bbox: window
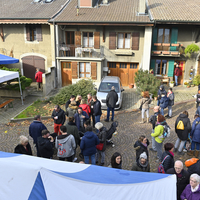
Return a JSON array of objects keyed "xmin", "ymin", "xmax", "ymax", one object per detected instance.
[
  {"xmin": 118, "ymin": 33, "xmax": 131, "ymax": 49},
  {"xmin": 155, "ymin": 60, "xmax": 167, "ymax": 75},
  {"xmin": 99, "ymin": 82, "xmax": 120, "ymax": 93},
  {"xmin": 26, "ymin": 25, "xmax": 42, "ymax": 42},
  {"xmin": 120, "ymin": 63, "xmax": 127, "ymax": 68},
  {"xmin": 63, "ymin": 63, "xmax": 71, "ymax": 69},
  {"xmin": 109, "ymin": 63, "xmax": 116, "ymax": 68},
  {"xmin": 157, "ymin": 28, "xmax": 170, "ymax": 43},
  {"xmin": 130, "ymin": 63, "xmax": 138, "ymax": 69},
  {"xmin": 83, "ymin": 32, "xmax": 93, "ymax": 47},
  {"xmin": 79, "ymin": 62, "xmax": 90, "ymax": 78}
]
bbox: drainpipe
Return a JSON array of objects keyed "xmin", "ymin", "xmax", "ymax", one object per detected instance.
[{"xmin": 53, "ymin": 21, "xmax": 58, "ymax": 88}]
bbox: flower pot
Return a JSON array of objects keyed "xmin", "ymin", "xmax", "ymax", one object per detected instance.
[
  {"xmin": 169, "ymin": 83, "xmax": 174, "ymax": 87},
  {"xmin": 162, "ymin": 51, "xmax": 170, "ymax": 55},
  {"xmin": 187, "ymin": 86, "xmax": 190, "ymax": 88},
  {"xmin": 171, "ymin": 51, "xmax": 179, "ymax": 55},
  {"xmin": 128, "ymin": 84, "xmax": 134, "ymax": 89},
  {"xmin": 162, "ymin": 43, "xmax": 170, "ymax": 46},
  {"xmin": 171, "ymin": 43, "xmax": 180, "ymax": 47},
  {"xmin": 154, "ymin": 43, "xmax": 161, "ymax": 46},
  {"xmin": 153, "ymin": 51, "xmax": 161, "ymax": 54}
]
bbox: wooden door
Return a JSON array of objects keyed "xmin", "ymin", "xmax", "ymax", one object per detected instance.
[
  {"xmin": 108, "ymin": 62, "xmax": 118, "ymax": 76},
  {"xmin": 22, "ymin": 56, "xmax": 45, "ymax": 82},
  {"xmin": 66, "ymin": 31, "xmax": 75, "ymax": 56},
  {"xmin": 197, "ymin": 60, "xmax": 200, "ymax": 75},
  {"xmin": 118, "ymin": 63, "xmax": 128, "ymax": 86},
  {"xmin": 61, "ymin": 62, "xmax": 72, "ymax": 86},
  {"xmin": 128, "ymin": 63, "xmax": 139, "ymax": 84},
  {"xmin": 175, "ymin": 61, "xmax": 185, "ymax": 85}
]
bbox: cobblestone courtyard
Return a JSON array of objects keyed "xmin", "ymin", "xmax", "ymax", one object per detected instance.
[{"xmin": 0, "ymin": 98, "xmax": 197, "ymax": 172}]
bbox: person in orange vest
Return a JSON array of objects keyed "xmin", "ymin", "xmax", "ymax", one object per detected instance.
[{"xmin": 35, "ymin": 68, "xmax": 43, "ymax": 91}]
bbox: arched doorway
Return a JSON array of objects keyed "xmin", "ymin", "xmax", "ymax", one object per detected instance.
[{"xmin": 22, "ymin": 56, "xmax": 45, "ymax": 82}]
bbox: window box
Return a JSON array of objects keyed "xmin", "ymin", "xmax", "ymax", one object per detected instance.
[
  {"xmin": 162, "ymin": 51, "xmax": 170, "ymax": 55},
  {"xmin": 162, "ymin": 43, "xmax": 170, "ymax": 46},
  {"xmin": 153, "ymin": 51, "xmax": 161, "ymax": 54},
  {"xmin": 171, "ymin": 51, "xmax": 179, "ymax": 55},
  {"xmin": 154, "ymin": 43, "xmax": 161, "ymax": 46},
  {"xmin": 171, "ymin": 43, "xmax": 179, "ymax": 47}
]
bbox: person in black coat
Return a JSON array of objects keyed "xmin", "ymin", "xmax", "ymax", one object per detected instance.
[
  {"xmin": 14, "ymin": 135, "xmax": 32, "ymax": 156},
  {"xmin": 157, "ymin": 85, "xmax": 167, "ymax": 106},
  {"xmin": 161, "ymin": 143, "xmax": 174, "ymax": 173},
  {"xmin": 92, "ymin": 95, "xmax": 102, "ymax": 123},
  {"xmin": 51, "ymin": 105, "xmax": 66, "ymax": 136},
  {"xmin": 166, "ymin": 160, "xmax": 190, "ymax": 200},
  {"xmin": 105, "ymin": 86, "xmax": 118, "ymax": 122},
  {"xmin": 65, "ymin": 95, "xmax": 76, "ymax": 111},
  {"xmin": 187, "ymin": 159, "xmax": 200, "ymax": 176},
  {"xmin": 37, "ymin": 130, "xmax": 54, "ymax": 159},
  {"xmin": 134, "ymin": 135, "xmax": 149, "ymax": 161},
  {"xmin": 174, "ymin": 111, "xmax": 191, "ymax": 155},
  {"xmin": 166, "ymin": 88, "xmax": 174, "ymax": 118}
]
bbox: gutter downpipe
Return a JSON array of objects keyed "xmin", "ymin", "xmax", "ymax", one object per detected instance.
[{"xmin": 53, "ymin": 21, "xmax": 58, "ymax": 88}]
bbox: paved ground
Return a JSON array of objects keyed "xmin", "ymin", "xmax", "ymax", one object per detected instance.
[{"xmin": 0, "ymin": 98, "xmax": 197, "ymax": 172}]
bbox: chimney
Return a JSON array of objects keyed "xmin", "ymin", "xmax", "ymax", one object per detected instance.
[{"xmin": 139, "ymin": 0, "xmax": 146, "ymax": 15}]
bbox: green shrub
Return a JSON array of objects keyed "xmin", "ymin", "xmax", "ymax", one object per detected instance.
[
  {"xmin": 185, "ymin": 44, "xmax": 200, "ymax": 58},
  {"xmin": 52, "ymin": 79, "xmax": 96, "ymax": 105},
  {"xmin": 135, "ymin": 69, "xmax": 161, "ymax": 97},
  {"xmin": 0, "ymin": 66, "xmax": 32, "ymax": 90},
  {"xmin": 193, "ymin": 75, "xmax": 200, "ymax": 86}
]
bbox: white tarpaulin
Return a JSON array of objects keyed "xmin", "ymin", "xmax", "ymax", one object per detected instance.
[
  {"xmin": 0, "ymin": 70, "xmax": 23, "ymax": 105},
  {"xmin": 0, "ymin": 151, "xmax": 177, "ymax": 200}
]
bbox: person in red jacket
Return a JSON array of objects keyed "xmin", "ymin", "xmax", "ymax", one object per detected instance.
[
  {"xmin": 79, "ymin": 99, "xmax": 91, "ymax": 116},
  {"xmin": 174, "ymin": 64, "xmax": 181, "ymax": 86},
  {"xmin": 35, "ymin": 68, "xmax": 43, "ymax": 91}
]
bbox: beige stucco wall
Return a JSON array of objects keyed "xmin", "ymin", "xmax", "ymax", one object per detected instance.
[
  {"xmin": 0, "ymin": 24, "xmax": 54, "ymax": 72},
  {"xmin": 178, "ymin": 26, "xmax": 200, "ymax": 81}
]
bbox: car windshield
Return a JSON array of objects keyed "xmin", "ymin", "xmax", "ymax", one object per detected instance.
[{"xmin": 99, "ymin": 82, "xmax": 119, "ymax": 93}]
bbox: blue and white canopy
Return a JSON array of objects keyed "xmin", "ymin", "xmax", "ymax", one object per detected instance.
[{"xmin": 0, "ymin": 151, "xmax": 176, "ymax": 200}]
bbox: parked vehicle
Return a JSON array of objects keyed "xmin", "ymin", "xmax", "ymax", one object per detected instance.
[{"xmin": 96, "ymin": 76, "xmax": 124, "ymax": 109}]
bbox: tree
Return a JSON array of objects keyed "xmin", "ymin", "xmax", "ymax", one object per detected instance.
[{"xmin": 134, "ymin": 69, "xmax": 161, "ymax": 96}]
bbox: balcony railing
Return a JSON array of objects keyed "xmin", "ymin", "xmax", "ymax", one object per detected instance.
[{"xmin": 59, "ymin": 45, "xmax": 104, "ymax": 58}]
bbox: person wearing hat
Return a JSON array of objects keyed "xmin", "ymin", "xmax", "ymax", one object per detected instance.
[
  {"xmin": 131, "ymin": 152, "xmax": 150, "ymax": 172},
  {"xmin": 95, "ymin": 122, "xmax": 107, "ymax": 166},
  {"xmin": 105, "ymin": 86, "xmax": 118, "ymax": 122}
]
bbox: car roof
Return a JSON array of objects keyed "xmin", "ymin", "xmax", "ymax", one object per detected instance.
[{"xmin": 101, "ymin": 76, "xmax": 120, "ymax": 83}]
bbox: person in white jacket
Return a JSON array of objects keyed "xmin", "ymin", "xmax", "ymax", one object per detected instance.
[{"xmin": 55, "ymin": 125, "xmax": 76, "ymax": 162}]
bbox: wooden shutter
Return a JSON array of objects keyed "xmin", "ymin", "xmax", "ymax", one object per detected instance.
[
  {"xmin": 36, "ymin": 25, "xmax": 43, "ymax": 41},
  {"xmin": 132, "ymin": 32, "xmax": 140, "ymax": 50},
  {"xmin": 72, "ymin": 62, "xmax": 78, "ymax": 79},
  {"xmin": 26, "ymin": 25, "xmax": 30, "ymax": 41},
  {"xmin": 170, "ymin": 28, "xmax": 178, "ymax": 51},
  {"xmin": 150, "ymin": 59, "xmax": 156, "ymax": 75},
  {"xmin": 109, "ymin": 32, "xmax": 116, "ymax": 49},
  {"xmin": 91, "ymin": 62, "xmax": 97, "ymax": 80},
  {"xmin": 94, "ymin": 32, "xmax": 100, "ymax": 49},
  {"xmin": 168, "ymin": 60, "xmax": 175, "ymax": 77},
  {"xmin": 75, "ymin": 31, "xmax": 81, "ymax": 46},
  {"xmin": 152, "ymin": 28, "xmax": 158, "ymax": 50}
]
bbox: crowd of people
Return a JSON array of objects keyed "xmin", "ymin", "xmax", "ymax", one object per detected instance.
[{"xmin": 13, "ymin": 85, "xmax": 200, "ymax": 199}]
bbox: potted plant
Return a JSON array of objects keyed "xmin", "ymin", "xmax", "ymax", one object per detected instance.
[
  {"xmin": 169, "ymin": 81, "xmax": 174, "ymax": 87},
  {"xmin": 162, "ymin": 43, "xmax": 170, "ymax": 46},
  {"xmin": 128, "ymin": 83, "xmax": 134, "ymax": 89},
  {"xmin": 171, "ymin": 43, "xmax": 180, "ymax": 47},
  {"xmin": 184, "ymin": 81, "xmax": 188, "ymax": 87},
  {"xmin": 185, "ymin": 44, "xmax": 200, "ymax": 58}
]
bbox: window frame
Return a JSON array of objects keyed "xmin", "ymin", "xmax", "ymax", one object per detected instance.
[
  {"xmin": 155, "ymin": 60, "xmax": 168, "ymax": 76},
  {"xmin": 82, "ymin": 32, "xmax": 94, "ymax": 48},
  {"xmin": 79, "ymin": 62, "xmax": 91, "ymax": 78},
  {"xmin": 157, "ymin": 28, "xmax": 171, "ymax": 44},
  {"xmin": 117, "ymin": 32, "xmax": 131, "ymax": 49}
]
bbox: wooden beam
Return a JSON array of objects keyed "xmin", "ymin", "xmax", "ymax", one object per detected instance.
[
  {"xmin": 103, "ymin": 26, "xmax": 105, "ymax": 43},
  {"xmin": 0, "ymin": 25, "xmax": 4, "ymax": 42},
  {"xmin": 0, "ymin": 19, "xmax": 48, "ymax": 24}
]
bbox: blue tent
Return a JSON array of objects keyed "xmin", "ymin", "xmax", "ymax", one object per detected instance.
[
  {"xmin": 0, "ymin": 151, "xmax": 177, "ymax": 200},
  {"xmin": 0, "ymin": 54, "xmax": 19, "ymax": 64}
]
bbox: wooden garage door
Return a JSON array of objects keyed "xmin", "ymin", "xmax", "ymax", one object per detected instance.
[
  {"xmin": 108, "ymin": 62, "xmax": 138, "ymax": 86},
  {"xmin": 61, "ymin": 62, "xmax": 72, "ymax": 86},
  {"xmin": 22, "ymin": 56, "xmax": 45, "ymax": 82}
]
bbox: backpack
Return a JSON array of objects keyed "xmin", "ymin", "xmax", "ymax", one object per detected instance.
[
  {"xmin": 162, "ymin": 124, "xmax": 171, "ymax": 138},
  {"xmin": 197, "ymin": 94, "xmax": 200, "ymax": 103},
  {"xmin": 177, "ymin": 120, "xmax": 184, "ymax": 130},
  {"xmin": 185, "ymin": 158, "xmax": 199, "ymax": 168},
  {"xmin": 158, "ymin": 155, "xmax": 169, "ymax": 173}
]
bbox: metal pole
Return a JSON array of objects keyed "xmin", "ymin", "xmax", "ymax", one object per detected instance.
[{"xmin": 18, "ymin": 74, "xmax": 24, "ymax": 105}]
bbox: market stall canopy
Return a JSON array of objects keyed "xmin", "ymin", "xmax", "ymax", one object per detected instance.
[
  {"xmin": 0, "ymin": 69, "xmax": 19, "ymax": 83},
  {"xmin": 0, "ymin": 54, "xmax": 19, "ymax": 64},
  {"xmin": 0, "ymin": 151, "xmax": 176, "ymax": 200}
]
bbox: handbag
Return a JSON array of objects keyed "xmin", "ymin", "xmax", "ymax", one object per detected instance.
[
  {"xmin": 96, "ymin": 143, "xmax": 104, "ymax": 151},
  {"xmin": 139, "ymin": 99, "xmax": 148, "ymax": 110}
]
